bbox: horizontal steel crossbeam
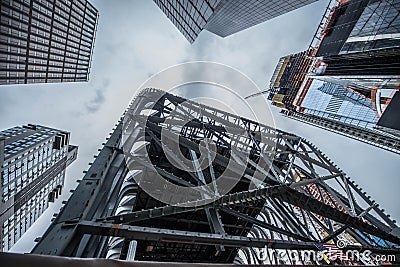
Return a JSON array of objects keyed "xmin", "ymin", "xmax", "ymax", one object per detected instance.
[
  {"xmin": 97, "ymin": 183, "xmax": 400, "ymax": 245},
  {"xmin": 76, "ymin": 221, "xmax": 400, "ymax": 255}
]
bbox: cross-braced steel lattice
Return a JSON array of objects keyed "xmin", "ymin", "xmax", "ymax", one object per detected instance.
[{"xmin": 32, "ymin": 89, "xmax": 399, "ymax": 265}]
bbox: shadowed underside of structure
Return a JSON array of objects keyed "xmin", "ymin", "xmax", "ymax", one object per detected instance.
[
  {"xmin": 31, "ymin": 89, "xmax": 400, "ymax": 265},
  {"xmin": 0, "ymin": 252, "xmax": 332, "ymax": 267}
]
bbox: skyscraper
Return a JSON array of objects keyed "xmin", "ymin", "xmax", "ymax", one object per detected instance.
[
  {"xmin": 0, "ymin": 0, "xmax": 98, "ymax": 85},
  {"xmin": 0, "ymin": 124, "xmax": 77, "ymax": 251},
  {"xmin": 262, "ymin": 0, "xmax": 400, "ymax": 154},
  {"xmin": 30, "ymin": 89, "xmax": 400, "ymax": 265},
  {"xmin": 315, "ymin": 0, "xmax": 400, "ymax": 58},
  {"xmin": 153, "ymin": 0, "xmax": 318, "ymax": 43}
]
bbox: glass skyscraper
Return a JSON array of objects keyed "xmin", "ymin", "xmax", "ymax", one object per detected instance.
[
  {"xmin": 0, "ymin": 124, "xmax": 77, "ymax": 251},
  {"xmin": 265, "ymin": 0, "xmax": 400, "ymax": 154},
  {"xmin": 0, "ymin": 0, "xmax": 98, "ymax": 85},
  {"xmin": 296, "ymin": 77, "xmax": 383, "ymax": 130},
  {"xmin": 316, "ymin": 0, "xmax": 400, "ymax": 57},
  {"xmin": 153, "ymin": 0, "xmax": 318, "ymax": 43}
]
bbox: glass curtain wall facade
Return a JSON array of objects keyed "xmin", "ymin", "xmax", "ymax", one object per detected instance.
[
  {"xmin": 316, "ymin": 0, "xmax": 400, "ymax": 76},
  {"xmin": 297, "ymin": 77, "xmax": 381, "ymax": 130},
  {"xmin": 267, "ymin": 0, "xmax": 400, "ymax": 153},
  {"xmin": 0, "ymin": 0, "xmax": 98, "ymax": 85},
  {"xmin": 0, "ymin": 124, "xmax": 77, "ymax": 251},
  {"xmin": 332, "ymin": 0, "xmax": 399, "ymax": 55},
  {"xmin": 314, "ymin": 0, "xmax": 400, "ymax": 57},
  {"xmin": 294, "ymin": 0, "xmax": 400, "ymax": 135},
  {"xmin": 153, "ymin": 0, "xmax": 221, "ymax": 43},
  {"xmin": 204, "ymin": 0, "xmax": 319, "ymax": 37},
  {"xmin": 153, "ymin": 0, "xmax": 318, "ymax": 43}
]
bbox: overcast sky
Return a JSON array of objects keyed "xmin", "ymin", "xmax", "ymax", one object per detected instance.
[{"xmin": 1, "ymin": 0, "xmax": 398, "ymax": 253}]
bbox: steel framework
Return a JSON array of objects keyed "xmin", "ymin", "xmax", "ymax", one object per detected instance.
[
  {"xmin": 31, "ymin": 89, "xmax": 399, "ymax": 264},
  {"xmin": 284, "ymin": 111, "xmax": 400, "ymax": 155}
]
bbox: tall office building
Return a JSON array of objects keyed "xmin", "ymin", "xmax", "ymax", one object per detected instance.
[
  {"xmin": 31, "ymin": 89, "xmax": 400, "ymax": 265},
  {"xmin": 263, "ymin": 0, "xmax": 400, "ymax": 154},
  {"xmin": 0, "ymin": 124, "xmax": 77, "ymax": 251},
  {"xmin": 0, "ymin": 0, "xmax": 98, "ymax": 85},
  {"xmin": 153, "ymin": 0, "xmax": 318, "ymax": 43},
  {"xmin": 315, "ymin": 0, "xmax": 400, "ymax": 58}
]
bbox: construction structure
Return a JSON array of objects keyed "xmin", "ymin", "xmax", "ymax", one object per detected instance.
[
  {"xmin": 30, "ymin": 89, "xmax": 400, "ymax": 265},
  {"xmin": 0, "ymin": 124, "xmax": 78, "ymax": 251},
  {"xmin": 249, "ymin": 0, "xmax": 400, "ymax": 154},
  {"xmin": 153, "ymin": 0, "xmax": 318, "ymax": 43},
  {"xmin": 0, "ymin": 0, "xmax": 98, "ymax": 85}
]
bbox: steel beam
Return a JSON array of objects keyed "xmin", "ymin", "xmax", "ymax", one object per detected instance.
[{"xmin": 76, "ymin": 221, "xmax": 400, "ymax": 255}]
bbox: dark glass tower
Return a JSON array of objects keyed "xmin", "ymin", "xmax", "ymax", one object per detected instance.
[
  {"xmin": 153, "ymin": 0, "xmax": 318, "ymax": 43},
  {"xmin": 0, "ymin": 124, "xmax": 77, "ymax": 251},
  {"xmin": 0, "ymin": 0, "xmax": 98, "ymax": 85},
  {"xmin": 316, "ymin": 0, "xmax": 400, "ymax": 57},
  {"xmin": 263, "ymin": 0, "xmax": 400, "ymax": 154}
]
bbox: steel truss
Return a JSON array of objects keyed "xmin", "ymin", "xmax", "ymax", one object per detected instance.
[
  {"xmin": 284, "ymin": 110, "xmax": 400, "ymax": 155},
  {"xmin": 32, "ymin": 89, "xmax": 399, "ymax": 264}
]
